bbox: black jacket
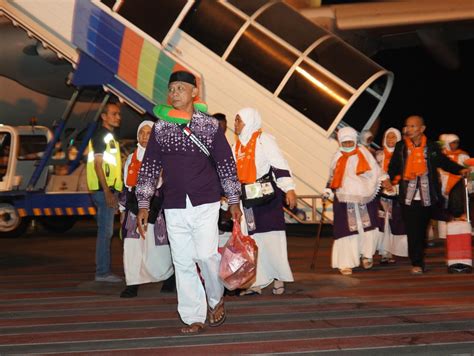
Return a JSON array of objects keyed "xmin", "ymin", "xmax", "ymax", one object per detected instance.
[{"xmin": 388, "ymin": 139, "xmax": 464, "ymax": 206}]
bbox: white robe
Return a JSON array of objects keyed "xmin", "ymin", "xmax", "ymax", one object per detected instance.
[
  {"xmin": 123, "ymin": 217, "xmax": 174, "ymax": 285},
  {"xmin": 234, "ymin": 133, "xmax": 295, "ymax": 288},
  {"xmin": 329, "ymin": 145, "xmax": 383, "ymax": 269},
  {"xmin": 375, "ymin": 148, "xmax": 408, "ymax": 257},
  {"xmin": 331, "ymin": 203, "xmax": 380, "ymax": 269},
  {"xmin": 121, "ymin": 153, "xmax": 173, "ymax": 286}
]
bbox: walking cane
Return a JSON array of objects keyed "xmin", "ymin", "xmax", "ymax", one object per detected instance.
[{"xmin": 310, "ymin": 197, "xmax": 327, "ymax": 270}]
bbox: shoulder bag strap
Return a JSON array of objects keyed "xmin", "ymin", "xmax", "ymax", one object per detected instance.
[{"xmin": 179, "ymin": 124, "xmax": 211, "ymax": 157}]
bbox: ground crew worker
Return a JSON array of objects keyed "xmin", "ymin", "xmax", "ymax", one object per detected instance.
[{"xmin": 87, "ymin": 102, "xmax": 123, "ymax": 283}]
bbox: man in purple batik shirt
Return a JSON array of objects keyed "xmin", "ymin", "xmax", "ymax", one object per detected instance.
[{"xmin": 136, "ymin": 71, "xmax": 241, "ymax": 334}]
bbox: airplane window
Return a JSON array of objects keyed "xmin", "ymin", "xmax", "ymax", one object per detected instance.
[
  {"xmin": 308, "ymin": 37, "xmax": 382, "ymax": 90},
  {"xmin": 180, "ymin": 2, "xmax": 245, "ymax": 56},
  {"xmin": 227, "ymin": 0, "xmax": 270, "ymax": 16},
  {"xmin": 278, "ymin": 60, "xmax": 352, "ymax": 131},
  {"xmin": 256, "ymin": 2, "xmax": 329, "ymax": 52},
  {"xmin": 117, "ymin": 0, "xmax": 189, "ymax": 43},
  {"xmin": 227, "ymin": 25, "xmax": 297, "ymax": 93}
]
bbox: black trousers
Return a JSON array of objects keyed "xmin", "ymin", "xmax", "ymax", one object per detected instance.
[
  {"xmin": 401, "ymin": 201, "xmax": 432, "ymax": 268},
  {"xmin": 448, "ymin": 179, "xmax": 465, "ymax": 218}
]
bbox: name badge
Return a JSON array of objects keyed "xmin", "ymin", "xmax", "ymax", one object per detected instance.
[{"xmin": 244, "ymin": 182, "xmax": 263, "ymax": 199}]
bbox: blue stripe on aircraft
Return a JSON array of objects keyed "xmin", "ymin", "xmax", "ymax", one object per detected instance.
[
  {"xmin": 72, "ymin": 0, "xmax": 93, "ymax": 52},
  {"xmin": 87, "ymin": 8, "xmax": 124, "ymax": 73},
  {"xmin": 72, "ymin": 1, "xmax": 124, "ymax": 74}
]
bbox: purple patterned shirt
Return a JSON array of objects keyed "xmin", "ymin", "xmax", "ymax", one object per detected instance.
[{"xmin": 136, "ymin": 111, "xmax": 241, "ymax": 209}]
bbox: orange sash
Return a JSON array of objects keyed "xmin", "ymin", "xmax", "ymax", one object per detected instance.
[
  {"xmin": 404, "ymin": 135, "xmax": 427, "ymax": 180},
  {"xmin": 235, "ymin": 130, "xmax": 261, "ymax": 184},
  {"xmin": 330, "ymin": 147, "xmax": 371, "ymax": 189},
  {"xmin": 382, "ymin": 147, "xmax": 392, "ymax": 173},
  {"xmin": 465, "ymin": 158, "xmax": 474, "ymax": 166},
  {"xmin": 126, "ymin": 150, "xmax": 141, "ymax": 187},
  {"xmin": 382, "ymin": 148, "xmax": 401, "ymax": 184},
  {"xmin": 444, "ymin": 149, "xmax": 466, "ymax": 163}
]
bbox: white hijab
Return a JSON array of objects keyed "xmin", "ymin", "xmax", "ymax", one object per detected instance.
[
  {"xmin": 136, "ymin": 120, "xmax": 154, "ymax": 161},
  {"xmin": 236, "ymin": 107, "xmax": 262, "ymax": 145},
  {"xmin": 359, "ymin": 130, "xmax": 374, "ymax": 146},
  {"xmin": 383, "ymin": 127, "xmax": 401, "ymax": 153},
  {"xmin": 443, "ymin": 134, "xmax": 459, "ymax": 151},
  {"xmin": 338, "ymin": 127, "xmax": 358, "ymax": 145}
]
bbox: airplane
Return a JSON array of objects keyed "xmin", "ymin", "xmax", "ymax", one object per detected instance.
[{"xmin": 0, "ymin": 0, "xmax": 472, "ymax": 196}]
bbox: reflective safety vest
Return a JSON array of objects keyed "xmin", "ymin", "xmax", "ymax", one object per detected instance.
[{"xmin": 87, "ymin": 132, "xmax": 123, "ymax": 191}]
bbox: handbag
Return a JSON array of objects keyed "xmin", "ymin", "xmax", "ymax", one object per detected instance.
[
  {"xmin": 219, "ymin": 223, "xmax": 258, "ymax": 290},
  {"xmin": 241, "ymin": 169, "xmax": 275, "ymax": 208}
]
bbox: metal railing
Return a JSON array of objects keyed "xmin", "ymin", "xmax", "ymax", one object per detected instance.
[{"xmin": 284, "ymin": 194, "xmax": 333, "ymax": 225}]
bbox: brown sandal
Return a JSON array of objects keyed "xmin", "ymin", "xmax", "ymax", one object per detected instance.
[
  {"xmin": 208, "ymin": 298, "xmax": 226, "ymax": 327},
  {"xmin": 181, "ymin": 322, "xmax": 205, "ymax": 334}
]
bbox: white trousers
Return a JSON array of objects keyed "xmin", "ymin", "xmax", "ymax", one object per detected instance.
[{"xmin": 164, "ymin": 196, "xmax": 223, "ymax": 325}]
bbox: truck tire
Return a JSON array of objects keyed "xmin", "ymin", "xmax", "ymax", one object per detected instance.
[
  {"xmin": 39, "ymin": 216, "xmax": 77, "ymax": 233},
  {"xmin": 0, "ymin": 203, "xmax": 30, "ymax": 238}
]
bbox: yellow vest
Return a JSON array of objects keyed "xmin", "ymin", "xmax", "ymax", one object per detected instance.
[{"xmin": 87, "ymin": 131, "xmax": 123, "ymax": 191}]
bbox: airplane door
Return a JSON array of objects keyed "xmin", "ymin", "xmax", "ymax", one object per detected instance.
[
  {"xmin": 100, "ymin": 0, "xmax": 195, "ymax": 47},
  {"xmin": 179, "ymin": 0, "xmax": 393, "ymax": 136}
]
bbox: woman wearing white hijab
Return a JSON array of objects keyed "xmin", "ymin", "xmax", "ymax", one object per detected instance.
[
  {"xmin": 439, "ymin": 134, "xmax": 471, "ymax": 220},
  {"xmin": 439, "ymin": 134, "xmax": 470, "ymax": 199},
  {"xmin": 119, "ymin": 120, "xmax": 173, "ymax": 298},
  {"xmin": 375, "ymin": 128, "xmax": 408, "ymax": 262},
  {"xmin": 324, "ymin": 127, "xmax": 383, "ymax": 275},
  {"xmin": 234, "ymin": 108, "xmax": 296, "ymax": 295},
  {"xmin": 360, "ymin": 129, "xmax": 376, "ymax": 156}
]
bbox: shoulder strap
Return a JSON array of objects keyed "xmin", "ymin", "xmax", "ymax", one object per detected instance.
[{"xmin": 179, "ymin": 124, "xmax": 211, "ymax": 157}]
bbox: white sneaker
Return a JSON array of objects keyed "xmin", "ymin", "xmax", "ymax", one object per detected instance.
[{"xmin": 95, "ymin": 273, "xmax": 123, "ymax": 283}]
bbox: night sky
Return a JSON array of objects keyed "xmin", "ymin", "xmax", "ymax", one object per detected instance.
[{"xmin": 372, "ymin": 38, "xmax": 474, "ymax": 155}]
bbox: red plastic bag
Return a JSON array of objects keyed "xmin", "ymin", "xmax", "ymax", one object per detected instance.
[{"xmin": 219, "ymin": 223, "xmax": 258, "ymax": 290}]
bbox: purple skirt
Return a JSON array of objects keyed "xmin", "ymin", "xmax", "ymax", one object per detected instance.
[
  {"xmin": 244, "ymin": 187, "xmax": 286, "ymax": 235},
  {"xmin": 121, "ymin": 210, "xmax": 169, "ymax": 246},
  {"xmin": 332, "ymin": 197, "xmax": 379, "ymax": 239}
]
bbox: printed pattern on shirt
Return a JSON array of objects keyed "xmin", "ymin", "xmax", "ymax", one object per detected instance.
[{"xmin": 136, "ymin": 111, "xmax": 240, "ymax": 209}]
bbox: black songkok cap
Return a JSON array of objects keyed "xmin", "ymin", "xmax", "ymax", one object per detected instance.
[{"xmin": 168, "ymin": 71, "xmax": 197, "ymax": 86}]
